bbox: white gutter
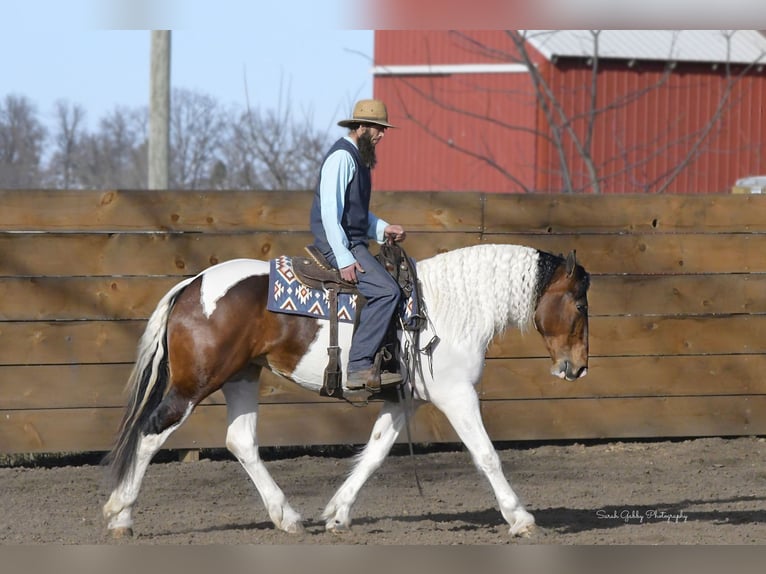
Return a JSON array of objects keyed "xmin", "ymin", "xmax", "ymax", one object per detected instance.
[{"xmin": 372, "ymin": 63, "xmax": 530, "ymax": 75}]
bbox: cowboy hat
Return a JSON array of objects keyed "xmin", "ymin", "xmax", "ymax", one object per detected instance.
[{"xmin": 337, "ymin": 99, "xmax": 396, "ymax": 129}]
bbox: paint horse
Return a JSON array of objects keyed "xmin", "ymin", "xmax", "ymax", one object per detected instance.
[{"xmin": 102, "ymin": 243, "xmax": 590, "ymax": 538}]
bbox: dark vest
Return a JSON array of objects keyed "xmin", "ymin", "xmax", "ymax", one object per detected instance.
[{"xmin": 310, "ymin": 138, "xmax": 372, "ymax": 254}]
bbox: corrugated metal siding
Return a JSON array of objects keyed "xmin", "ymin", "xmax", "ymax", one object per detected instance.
[
  {"xmin": 375, "ymin": 30, "xmax": 527, "ymax": 66},
  {"xmin": 373, "ymin": 72, "xmax": 537, "ymax": 193},
  {"xmin": 374, "ymin": 30, "xmax": 766, "ymax": 194},
  {"xmin": 541, "ymin": 60, "xmax": 766, "ymax": 193}
]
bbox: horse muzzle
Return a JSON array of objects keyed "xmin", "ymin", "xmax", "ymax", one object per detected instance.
[{"xmin": 551, "ymin": 360, "xmax": 588, "ymax": 381}]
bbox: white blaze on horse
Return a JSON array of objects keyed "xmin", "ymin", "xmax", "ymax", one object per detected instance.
[{"xmin": 102, "ymin": 243, "xmax": 590, "ymax": 538}]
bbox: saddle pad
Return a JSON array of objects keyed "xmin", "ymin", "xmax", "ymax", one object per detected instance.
[
  {"xmin": 267, "ymin": 255, "xmax": 424, "ymax": 328},
  {"xmin": 267, "ymin": 256, "xmax": 358, "ymax": 323}
]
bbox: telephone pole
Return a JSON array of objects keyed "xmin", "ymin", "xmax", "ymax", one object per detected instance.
[{"xmin": 148, "ymin": 30, "xmax": 170, "ymax": 189}]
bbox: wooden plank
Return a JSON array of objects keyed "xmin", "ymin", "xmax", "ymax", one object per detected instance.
[
  {"xmin": 0, "ymin": 278, "xmax": 177, "ymax": 321},
  {"xmin": 480, "ymin": 356, "xmax": 766, "ymax": 400},
  {"xmin": 0, "ymin": 190, "xmax": 482, "ymax": 233},
  {"xmin": 0, "ymin": 364, "xmax": 335, "ymax": 409},
  {"xmin": 482, "ymin": 233, "xmax": 766, "ymax": 274},
  {"xmin": 490, "ymin": 315, "xmax": 766, "ymax": 357},
  {"xmin": 3, "ymin": 314, "xmax": 766, "ymax": 366},
  {"xmin": 587, "ymin": 315, "xmax": 766, "ymax": 357},
  {"xmin": 0, "ymin": 321, "xmax": 146, "ymax": 365},
  {"xmin": 483, "ymin": 193, "xmax": 766, "ymax": 233},
  {"xmin": 6, "ymin": 190, "xmax": 766, "ymax": 234},
  {"xmin": 0, "ymin": 231, "xmax": 479, "ymax": 277},
  {"xmin": 589, "ymin": 274, "xmax": 766, "ymax": 316},
  {"xmin": 3, "ymin": 395, "xmax": 764, "ymax": 454},
  {"xmin": 9, "ymin": 190, "xmax": 766, "ymax": 233},
  {"xmin": 5, "ymin": 355, "xmax": 764, "ymax": 410},
  {"xmin": 0, "ymin": 403, "xmax": 458, "ymax": 454},
  {"xmin": 6, "ymin": 230, "xmax": 766, "ymax": 278},
  {"xmin": 371, "ymin": 191, "xmax": 483, "ymax": 231},
  {"xmin": 1, "ymin": 272, "xmax": 760, "ymax": 320},
  {"xmin": 0, "ymin": 189, "xmax": 312, "ymax": 232},
  {"xmin": 481, "ymin": 396, "xmax": 766, "ymax": 440}
]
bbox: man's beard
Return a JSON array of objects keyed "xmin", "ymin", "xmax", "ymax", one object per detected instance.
[{"xmin": 358, "ymin": 132, "xmax": 377, "ymax": 169}]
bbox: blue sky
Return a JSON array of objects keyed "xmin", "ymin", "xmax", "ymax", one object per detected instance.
[{"xmin": 1, "ymin": 1, "xmax": 373, "ymax": 132}]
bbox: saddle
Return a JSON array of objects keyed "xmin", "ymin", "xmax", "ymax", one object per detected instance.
[
  {"xmin": 293, "ymin": 243, "xmax": 424, "ymax": 399},
  {"xmin": 293, "ymin": 246, "xmax": 357, "ymax": 292}
]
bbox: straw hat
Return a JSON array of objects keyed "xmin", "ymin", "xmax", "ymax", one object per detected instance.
[{"xmin": 337, "ymin": 99, "xmax": 396, "ymax": 129}]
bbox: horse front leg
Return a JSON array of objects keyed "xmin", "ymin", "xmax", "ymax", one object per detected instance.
[
  {"xmin": 431, "ymin": 384, "xmax": 535, "ymax": 537},
  {"xmin": 222, "ymin": 377, "xmax": 304, "ymax": 534},
  {"xmin": 322, "ymin": 398, "xmax": 417, "ymax": 533}
]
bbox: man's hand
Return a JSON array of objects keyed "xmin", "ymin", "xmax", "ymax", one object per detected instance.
[
  {"xmin": 384, "ymin": 224, "xmax": 406, "ymax": 242},
  {"xmin": 340, "ymin": 261, "xmax": 365, "ymax": 283}
]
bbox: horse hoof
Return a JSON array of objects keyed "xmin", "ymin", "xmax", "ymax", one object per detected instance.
[
  {"xmin": 508, "ymin": 511, "xmax": 536, "ymax": 537},
  {"xmin": 326, "ymin": 521, "xmax": 351, "ymax": 535},
  {"xmin": 283, "ymin": 522, "xmax": 305, "ymax": 535},
  {"xmin": 110, "ymin": 527, "xmax": 134, "ymax": 539},
  {"xmin": 509, "ymin": 521, "xmax": 535, "ymax": 538}
]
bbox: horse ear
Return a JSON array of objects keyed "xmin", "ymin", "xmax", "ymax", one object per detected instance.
[{"xmin": 566, "ymin": 250, "xmax": 577, "ymax": 277}]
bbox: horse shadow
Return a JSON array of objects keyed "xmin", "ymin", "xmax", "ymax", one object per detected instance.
[
  {"xmin": 531, "ymin": 494, "xmax": 766, "ymax": 534},
  {"xmin": 322, "ymin": 494, "xmax": 766, "ymax": 535},
  {"xmin": 145, "ymin": 494, "xmax": 766, "ymax": 539}
]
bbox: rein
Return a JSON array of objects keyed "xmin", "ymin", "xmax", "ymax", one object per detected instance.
[
  {"xmin": 385, "ymin": 239, "xmax": 440, "ymax": 498},
  {"xmin": 398, "ymin": 312, "xmax": 440, "ymax": 499}
]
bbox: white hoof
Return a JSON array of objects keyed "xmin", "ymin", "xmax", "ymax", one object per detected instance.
[
  {"xmin": 325, "ymin": 519, "xmax": 351, "ymax": 534},
  {"xmin": 508, "ymin": 510, "xmax": 536, "ymax": 537},
  {"xmin": 281, "ymin": 520, "xmax": 305, "ymax": 535},
  {"xmin": 109, "ymin": 526, "xmax": 134, "ymax": 539},
  {"xmin": 271, "ymin": 505, "xmax": 305, "ymax": 535}
]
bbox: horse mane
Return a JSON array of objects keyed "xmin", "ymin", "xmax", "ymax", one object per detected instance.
[{"xmin": 417, "ymin": 244, "xmax": 542, "ymax": 348}]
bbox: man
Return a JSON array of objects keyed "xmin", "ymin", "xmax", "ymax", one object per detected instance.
[{"xmin": 309, "ymin": 99, "xmax": 406, "ymax": 391}]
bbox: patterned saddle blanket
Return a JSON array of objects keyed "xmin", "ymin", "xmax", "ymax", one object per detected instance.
[
  {"xmin": 266, "ymin": 255, "xmax": 422, "ymax": 327},
  {"xmin": 267, "ymin": 255, "xmax": 358, "ymax": 323}
]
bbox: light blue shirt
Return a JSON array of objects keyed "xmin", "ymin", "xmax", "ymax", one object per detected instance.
[{"xmin": 319, "ymin": 136, "xmax": 389, "ymax": 269}]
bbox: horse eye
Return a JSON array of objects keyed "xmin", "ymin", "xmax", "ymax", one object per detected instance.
[{"xmin": 577, "ymin": 304, "xmax": 588, "ymax": 314}]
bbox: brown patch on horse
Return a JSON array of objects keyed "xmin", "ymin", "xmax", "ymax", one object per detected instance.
[
  {"xmin": 534, "ymin": 251, "xmax": 590, "ymax": 381},
  {"xmin": 166, "ymin": 275, "xmax": 321, "ymax": 403}
]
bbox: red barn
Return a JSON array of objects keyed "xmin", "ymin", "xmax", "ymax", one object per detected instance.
[{"xmin": 372, "ymin": 30, "xmax": 766, "ymax": 193}]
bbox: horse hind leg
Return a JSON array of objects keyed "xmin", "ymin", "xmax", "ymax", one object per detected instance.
[
  {"xmin": 222, "ymin": 374, "xmax": 304, "ymax": 534},
  {"xmin": 103, "ymin": 389, "xmax": 194, "ymax": 537}
]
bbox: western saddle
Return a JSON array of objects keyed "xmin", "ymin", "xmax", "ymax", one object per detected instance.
[{"xmin": 292, "ymin": 243, "xmax": 422, "ymax": 399}]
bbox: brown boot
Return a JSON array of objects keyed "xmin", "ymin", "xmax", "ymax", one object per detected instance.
[{"xmin": 346, "ymin": 367, "xmax": 402, "ymax": 391}]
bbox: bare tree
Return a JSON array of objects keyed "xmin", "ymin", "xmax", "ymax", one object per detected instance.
[
  {"xmin": 222, "ymin": 94, "xmax": 329, "ymax": 191},
  {"xmin": 169, "ymin": 88, "xmax": 226, "ymax": 189},
  {"xmin": 0, "ymin": 94, "xmax": 46, "ymax": 188},
  {"xmin": 46, "ymin": 100, "xmax": 86, "ymax": 188},
  {"xmin": 75, "ymin": 106, "xmax": 147, "ymax": 189},
  {"xmin": 0, "ymin": 86, "xmax": 329, "ymax": 191}
]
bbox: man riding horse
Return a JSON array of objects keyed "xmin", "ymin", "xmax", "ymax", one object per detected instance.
[{"xmin": 309, "ymin": 99, "xmax": 406, "ymax": 392}]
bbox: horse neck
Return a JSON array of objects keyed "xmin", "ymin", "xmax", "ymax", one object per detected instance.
[{"xmin": 419, "ymin": 244, "xmax": 538, "ymax": 347}]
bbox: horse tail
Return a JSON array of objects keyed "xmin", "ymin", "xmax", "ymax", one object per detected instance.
[{"xmin": 102, "ymin": 276, "xmax": 196, "ymax": 489}]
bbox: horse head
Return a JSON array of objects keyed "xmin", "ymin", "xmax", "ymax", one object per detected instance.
[{"xmin": 534, "ymin": 250, "xmax": 590, "ymax": 381}]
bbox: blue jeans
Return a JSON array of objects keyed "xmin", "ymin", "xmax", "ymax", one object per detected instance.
[{"xmin": 321, "ymin": 243, "xmax": 401, "ymax": 372}]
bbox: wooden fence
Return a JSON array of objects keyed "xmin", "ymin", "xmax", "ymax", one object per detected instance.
[{"xmin": 1, "ymin": 189, "xmax": 765, "ymax": 454}]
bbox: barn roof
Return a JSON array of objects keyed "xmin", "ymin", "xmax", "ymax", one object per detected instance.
[{"xmin": 524, "ymin": 30, "xmax": 766, "ymax": 65}]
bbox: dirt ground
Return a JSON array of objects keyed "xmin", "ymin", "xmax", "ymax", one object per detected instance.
[{"xmin": 1, "ymin": 436, "xmax": 764, "ymax": 545}]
